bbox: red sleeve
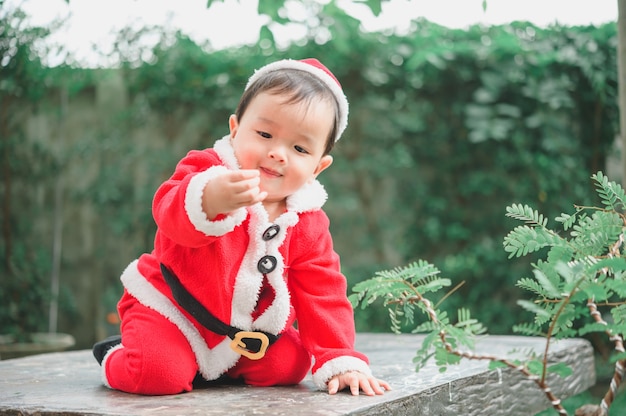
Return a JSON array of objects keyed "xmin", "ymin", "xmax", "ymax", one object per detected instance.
[
  {"xmin": 287, "ymin": 211, "xmax": 371, "ymax": 387},
  {"xmin": 152, "ymin": 149, "xmax": 244, "ymax": 248}
]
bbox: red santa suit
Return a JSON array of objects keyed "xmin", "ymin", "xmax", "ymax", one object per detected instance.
[{"xmin": 100, "ymin": 136, "xmax": 372, "ymax": 395}]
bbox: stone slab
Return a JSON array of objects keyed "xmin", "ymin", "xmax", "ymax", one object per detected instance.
[{"xmin": 0, "ymin": 334, "xmax": 595, "ymax": 415}]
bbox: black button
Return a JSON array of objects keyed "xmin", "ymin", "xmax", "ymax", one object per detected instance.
[
  {"xmin": 262, "ymin": 224, "xmax": 280, "ymax": 241},
  {"xmin": 257, "ymin": 255, "xmax": 277, "ymax": 274}
]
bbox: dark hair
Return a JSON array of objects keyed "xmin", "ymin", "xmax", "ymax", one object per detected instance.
[{"xmin": 235, "ymin": 69, "xmax": 340, "ymax": 155}]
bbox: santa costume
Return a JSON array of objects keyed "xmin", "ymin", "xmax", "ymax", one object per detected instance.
[{"xmin": 96, "ymin": 58, "xmax": 372, "ymax": 395}]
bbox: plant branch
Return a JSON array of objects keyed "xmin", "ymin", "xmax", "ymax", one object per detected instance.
[
  {"xmin": 586, "ymin": 299, "xmax": 624, "ymax": 416},
  {"xmin": 541, "ymin": 279, "xmax": 584, "ymax": 385},
  {"xmin": 437, "ymin": 332, "xmax": 568, "ymax": 416},
  {"xmin": 404, "ymin": 283, "xmax": 569, "ymax": 415},
  {"xmin": 586, "ymin": 232, "xmax": 626, "ymax": 415}
]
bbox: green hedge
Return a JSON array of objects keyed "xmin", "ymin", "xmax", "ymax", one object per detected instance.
[{"xmin": 2, "ymin": 4, "xmax": 619, "ymax": 340}]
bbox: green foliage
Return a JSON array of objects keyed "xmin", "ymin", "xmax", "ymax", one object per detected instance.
[
  {"xmin": 351, "ymin": 261, "xmax": 487, "ymax": 373},
  {"xmin": 593, "ymin": 171, "xmax": 626, "ymax": 211},
  {"xmin": 0, "ymin": 5, "xmax": 62, "ymax": 339},
  {"xmin": 353, "ymin": 172, "xmax": 626, "ymax": 414},
  {"xmin": 0, "ymin": 242, "xmax": 51, "ymax": 339},
  {"xmin": 350, "ymin": 261, "xmax": 452, "ymax": 334},
  {"xmin": 3, "ymin": 0, "xmax": 619, "ymax": 354},
  {"xmin": 99, "ymin": 9, "xmax": 619, "ymax": 339},
  {"xmin": 4, "ymin": 0, "xmax": 623, "ymax": 410},
  {"xmin": 328, "ymin": 18, "xmax": 618, "ymax": 337},
  {"xmin": 504, "ymin": 172, "xmax": 626, "ymax": 351}
]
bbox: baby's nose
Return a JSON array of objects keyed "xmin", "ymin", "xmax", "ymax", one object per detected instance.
[{"xmin": 268, "ymin": 147, "xmax": 286, "ymax": 162}]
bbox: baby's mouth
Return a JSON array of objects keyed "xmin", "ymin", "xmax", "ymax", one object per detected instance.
[{"xmin": 260, "ymin": 167, "xmax": 282, "ymax": 178}]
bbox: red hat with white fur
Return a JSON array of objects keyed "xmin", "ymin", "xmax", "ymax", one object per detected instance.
[{"xmin": 245, "ymin": 58, "xmax": 349, "ymax": 142}]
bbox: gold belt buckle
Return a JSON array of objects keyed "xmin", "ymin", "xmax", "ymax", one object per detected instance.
[{"xmin": 230, "ymin": 331, "xmax": 270, "ymax": 360}]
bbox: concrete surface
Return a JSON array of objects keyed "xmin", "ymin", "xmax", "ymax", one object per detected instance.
[{"xmin": 0, "ymin": 333, "xmax": 595, "ymax": 415}]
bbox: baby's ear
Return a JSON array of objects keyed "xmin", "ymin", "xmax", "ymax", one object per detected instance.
[
  {"xmin": 229, "ymin": 114, "xmax": 239, "ymax": 138},
  {"xmin": 314, "ymin": 155, "xmax": 333, "ymax": 177}
]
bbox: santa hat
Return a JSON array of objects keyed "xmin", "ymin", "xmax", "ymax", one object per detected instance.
[{"xmin": 245, "ymin": 58, "xmax": 349, "ymax": 142}]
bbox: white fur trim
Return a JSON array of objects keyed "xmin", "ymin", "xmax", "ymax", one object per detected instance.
[
  {"xmin": 185, "ymin": 166, "xmax": 247, "ymax": 236},
  {"xmin": 245, "ymin": 59, "xmax": 349, "ymax": 142},
  {"xmin": 287, "ymin": 180, "xmax": 328, "ymax": 213},
  {"xmin": 101, "ymin": 343, "xmax": 124, "ymax": 389},
  {"xmin": 120, "ymin": 260, "xmax": 240, "ymax": 381},
  {"xmin": 249, "ymin": 209, "xmax": 299, "ymax": 334},
  {"xmin": 228, "ymin": 204, "xmax": 265, "ymax": 330},
  {"xmin": 229, "ymin": 203, "xmax": 296, "ymax": 334},
  {"xmin": 311, "ymin": 356, "xmax": 372, "ymax": 390},
  {"xmin": 213, "ymin": 136, "xmax": 240, "ymax": 169}
]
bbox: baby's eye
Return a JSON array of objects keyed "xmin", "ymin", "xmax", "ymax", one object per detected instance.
[
  {"xmin": 294, "ymin": 145, "xmax": 309, "ymax": 154},
  {"xmin": 257, "ymin": 131, "xmax": 272, "ymax": 139}
]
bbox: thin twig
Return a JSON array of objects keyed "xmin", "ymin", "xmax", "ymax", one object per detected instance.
[
  {"xmin": 438, "ymin": 332, "xmax": 568, "ymax": 415},
  {"xmin": 586, "ymin": 231, "xmax": 626, "ymax": 415},
  {"xmin": 406, "ymin": 284, "xmax": 568, "ymax": 415},
  {"xmin": 435, "ymin": 280, "xmax": 466, "ymax": 309}
]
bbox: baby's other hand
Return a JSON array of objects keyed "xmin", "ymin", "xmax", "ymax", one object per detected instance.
[
  {"xmin": 202, "ymin": 169, "xmax": 267, "ymax": 219},
  {"xmin": 327, "ymin": 371, "xmax": 391, "ymax": 396}
]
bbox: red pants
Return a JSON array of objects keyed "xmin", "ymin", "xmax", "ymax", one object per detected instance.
[{"xmin": 105, "ymin": 302, "xmax": 312, "ymax": 395}]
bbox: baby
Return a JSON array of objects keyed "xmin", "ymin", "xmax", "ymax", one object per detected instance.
[{"xmin": 93, "ymin": 58, "xmax": 391, "ymax": 396}]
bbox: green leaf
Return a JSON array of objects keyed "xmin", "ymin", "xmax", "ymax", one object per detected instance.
[
  {"xmin": 578, "ymin": 322, "xmax": 611, "ymax": 336},
  {"xmin": 517, "ymin": 300, "xmax": 551, "ymax": 319},
  {"xmin": 531, "ymin": 268, "xmax": 561, "ymax": 299},
  {"xmin": 354, "ymin": 0, "xmax": 384, "ymax": 16},
  {"xmin": 416, "ymin": 278, "xmax": 453, "ymax": 294},
  {"xmin": 489, "ymin": 361, "xmax": 509, "ymax": 370},
  {"xmin": 546, "ymin": 245, "xmax": 575, "ymax": 265},
  {"xmin": 553, "ymin": 261, "xmax": 579, "ymax": 289},
  {"xmin": 527, "ymin": 359, "xmax": 544, "ymax": 376},
  {"xmin": 505, "ymin": 204, "xmax": 548, "ymax": 227},
  {"xmin": 592, "ymin": 171, "xmax": 626, "ymax": 211},
  {"xmin": 503, "ymin": 225, "xmax": 563, "ymax": 259},
  {"xmin": 516, "ymin": 277, "xmax": 549, "ymax": 297},
  {"xmin": 611, "ymin": 304, "xmax": 626, "ymax": 325},
  {"xmin": 455, "ymin": 308, "xmax": 487, "ymax": 336},
  {"xmin": 547, "ymin": 362, "xmax": 573, "ymax": 377},
  {"xmin": 587, "ymin": 258, "xmax": 626, "ymax": 275},
  {"xmin": 605, "ymin": 279, "xmax": 626, "ymax": 298},
  {"xmin": 513, "ymin": 323, "xmax": 545, "ymax": 337},
  {"xmin": 581, "ymin": 281, "xmax": 609, "ymax": 301},
  {"xmin": 258, "ymin": 25, "xmax": 275, "ymax": 45},
  {"xmin": 555, "ymin": 212, "xmax": 578, "ymax": 231},
  {"xmin": 257, "ymin": 1, "xmax": 289, "ymax": 23},
  {"xmin": 610, "ymin": 351, "xmax": 626, "ymax": 363}
]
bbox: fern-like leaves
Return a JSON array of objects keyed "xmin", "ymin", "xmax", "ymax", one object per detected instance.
[
  {"xmin": 503, "ymin": 225, "xmax": 564, "ymax": 259},
  {"xmin": 350, "ymin": 261, "xmax": 488, "ymax": 373},
  {"xmin": 353, "ymin": 171, "xmax": 626, "ymax": 412},
  {"xmin": 506, "ymin": 203, "xmax": 548, "ymax": 227},
  {"xmin": 350, "ymin": 260, "xmax": 449, "ymax": 310},
  {"xmin": 592, "ymin": 171, "xmax": 626, "ymax": 212}
]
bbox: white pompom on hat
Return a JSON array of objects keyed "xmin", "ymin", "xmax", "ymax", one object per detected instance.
[{"xmin": 245, "ymin": 58, "xmax": 349, "ymax": 142}]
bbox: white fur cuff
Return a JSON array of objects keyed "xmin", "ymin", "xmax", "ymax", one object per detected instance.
[
  {"xmin": 311, "ymin": 356, "xmax": 372, "ymax": 390},
  {"xmin": 101, "ymin": 343, "xmax": 124, "ymax": 389},
  {"xmin": 185, "ymin": 166, "xmax": 246, "ymax": 236}
]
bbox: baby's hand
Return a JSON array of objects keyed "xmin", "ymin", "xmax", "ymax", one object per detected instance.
[
  {"xmin": 202, "ymin": 170, "xmax": 267, "ymax": 219},
  {"xmin": 327, "ymin": 371, "xmax": 391, "ymax": 396}
]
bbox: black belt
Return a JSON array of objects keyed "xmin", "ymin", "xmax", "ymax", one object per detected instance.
[{"xmin": 160, "ymin": 263, "xmax": 280, "ymax": 360}]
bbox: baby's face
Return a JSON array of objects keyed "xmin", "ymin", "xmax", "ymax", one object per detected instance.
[{"xmin": 229, "ymin": 91, "xmax": 334, "ymax": 205}]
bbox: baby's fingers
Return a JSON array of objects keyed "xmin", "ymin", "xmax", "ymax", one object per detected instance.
[
  {"xmin": 221, "ymin": 171, "xmax": 265, "ymax": 203},
  {"xmin": 225, "ymin": 171, "xmax": 259, "ymax": 191},
  {"xmin": 327, "ymin": 378, "xmax": 340, "ymax": 395},
  {"xmin": 371, "ymin": 378, "xmax": 391, "ymax": 394},
  {"xmin": 227, "ymin": 169, "xmax": 260, "ymax": 183},
  {"xmin": 359, "ymin": 377, "xmax": 391, "ymax": 396}
]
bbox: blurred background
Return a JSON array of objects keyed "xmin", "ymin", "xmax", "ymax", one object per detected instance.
[{"xmin": 1, "ymin": 0, "xmax": 623, "ymax": 411}]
